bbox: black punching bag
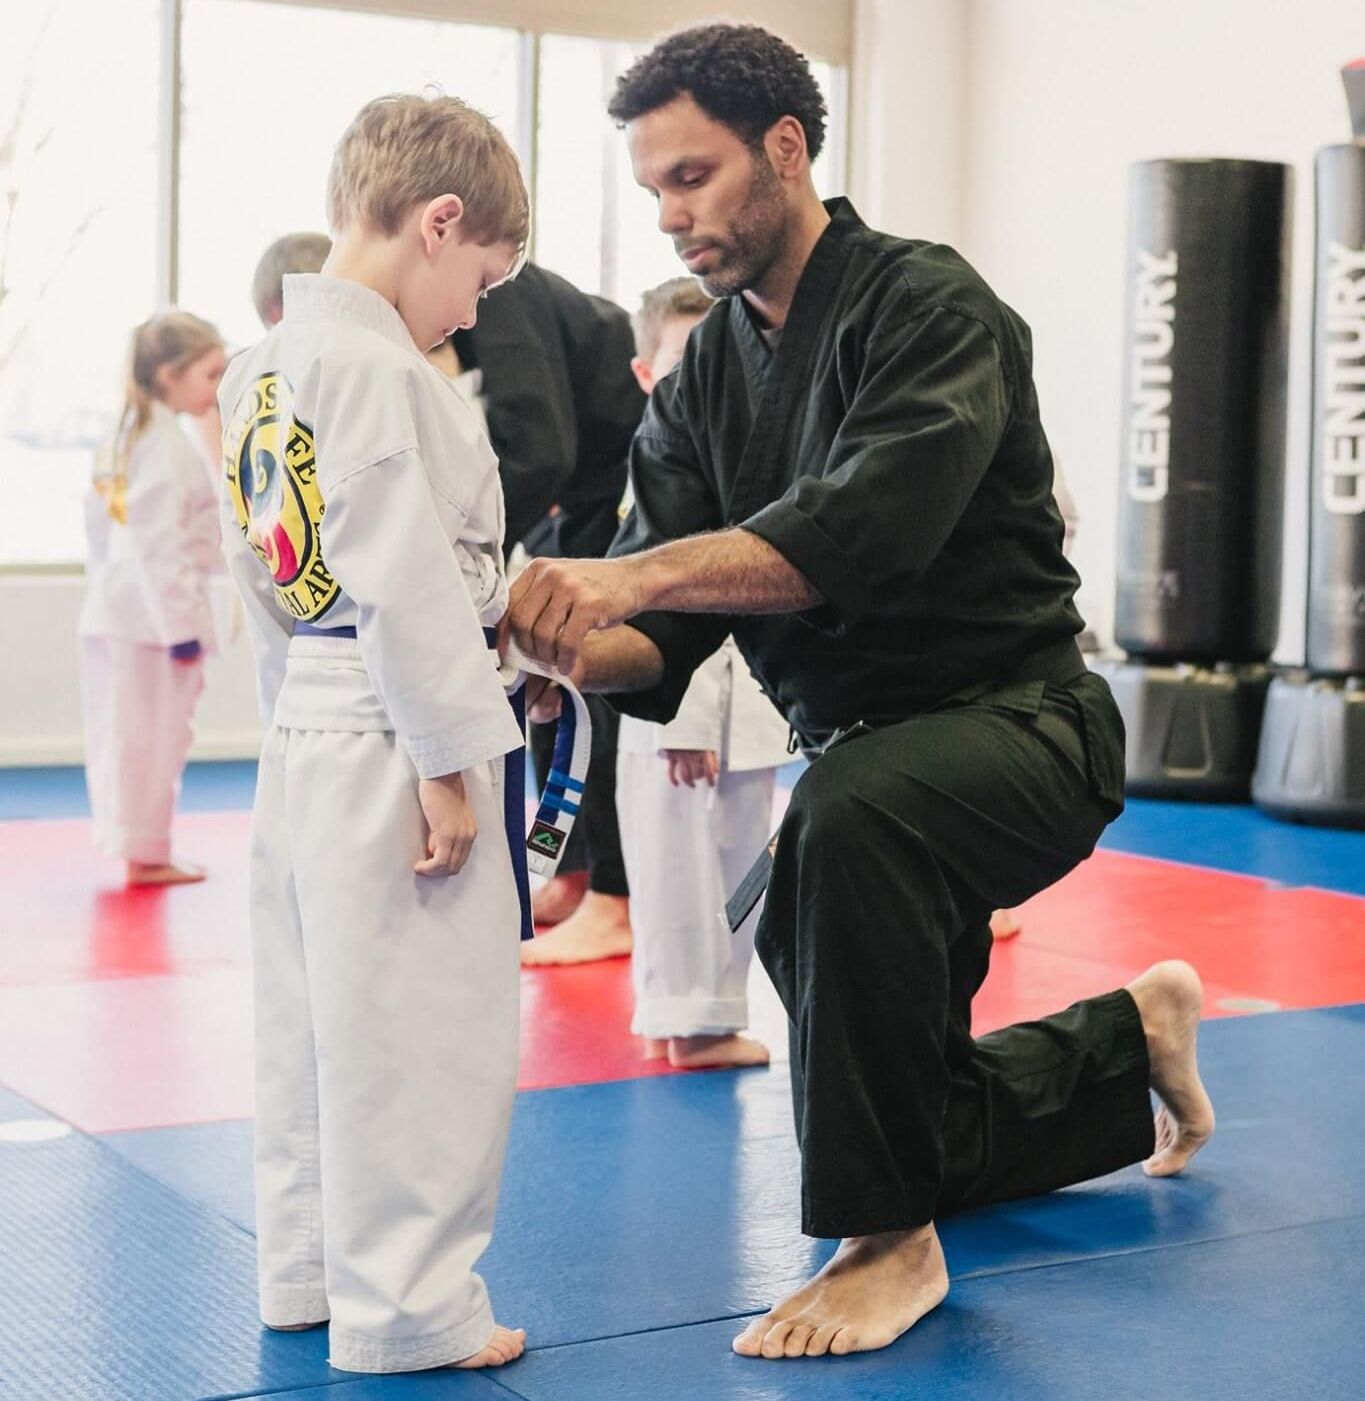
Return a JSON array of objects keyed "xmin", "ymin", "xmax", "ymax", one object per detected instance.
[
  {"xmin": 1115, "ymin": 159, "xmax": 1292, "ymax": 663},
  {"xmin": 1307, "ymin": 142, "xmax": 1365, "ymax": 675}
]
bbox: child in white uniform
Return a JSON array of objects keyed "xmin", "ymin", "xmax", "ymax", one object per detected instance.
[
  {"xmin": 616, "ymin": 280, "xmax": 792, "ymax": 1069},
  {"xmin": 217, "ymin": 95, "xmax": 529, "ymax": 1374},
  {"xmin": 79, "ymin": 313, "xmax": 227, "ymax": 885}
]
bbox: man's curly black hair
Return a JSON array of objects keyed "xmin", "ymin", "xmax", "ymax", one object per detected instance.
[{"xmin": 608, "ymin": 24, "xmax": 827, "ymax": 162}]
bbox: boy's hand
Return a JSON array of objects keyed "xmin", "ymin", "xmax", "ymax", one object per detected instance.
[
  {"xmin": 665, "ymin": 749, "xmax": 719, "ymax": 788},
  {"xmin": 415, "ymin": 771, "xmax": 478, "ymax": 876}
]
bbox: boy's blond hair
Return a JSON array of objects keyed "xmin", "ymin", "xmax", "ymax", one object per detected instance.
[
  {"xmin": 632, "ymin": 277, "xmax": 714, "ymax": 363},
  {"xmin": 326, "ymin": 93, "xmax": 529, "ymax": 253},
  {"xmin": 252, "ymin": 231, "xmax": 332, "ymax": 327}
]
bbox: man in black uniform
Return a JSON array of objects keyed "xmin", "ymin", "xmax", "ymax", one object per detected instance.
[{"xmin": 509, "ymin": 25, "xmax": 1214, "ymax": 1360}]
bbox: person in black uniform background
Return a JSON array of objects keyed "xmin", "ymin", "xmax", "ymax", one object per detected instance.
[
  {"xmin": 444, "ymin": 264, "xmax": 646, "ymax": 964},
  {"xmin": 509, "ymin": 25, "xmax": 1216, "ymax": 1362}
]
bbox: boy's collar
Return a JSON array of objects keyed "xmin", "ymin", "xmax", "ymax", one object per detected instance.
[{"xmin": 281, "ymin": 274, "xmax": 420, "ymax": 355}]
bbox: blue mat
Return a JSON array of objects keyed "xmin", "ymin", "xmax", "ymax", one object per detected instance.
[
  {"xmin": 0, "ymin": 761, "xmax": 259, "ymax": 821},
  {"xmin": 1100, "ymin": 798, "xmax": 1365, "ymax": 896},
  {"xmin": 101, "ymin": 1007, "xmax": 1365, "ymax": 1373}
]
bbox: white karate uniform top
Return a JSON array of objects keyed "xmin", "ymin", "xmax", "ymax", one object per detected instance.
[
  {"xmin": 78, "ymin": 403, "xmax": 217, "ymax": 864},
  {"xmin": 217, "ymin": 274, "xmax": 523, "ymax": 1373},
  {"xmin": 617, "ymin": 641, "xmax": 790, "ymax": 1038}
]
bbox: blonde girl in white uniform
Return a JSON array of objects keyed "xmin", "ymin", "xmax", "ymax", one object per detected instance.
[
  {"xmin": 616, "ymin": 280, "xmax": 792, "ymax": 1070},
  {"xmin": 78, "ymin": 312, "xmax": 226, "ymax": 886}
]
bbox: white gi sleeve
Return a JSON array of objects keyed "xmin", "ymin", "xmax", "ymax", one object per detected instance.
[
  {"xmin": 219, "ymin": 484, "xmax": 292, "ymax": 725},
  {"xmin": 320, "ymin": 449, "xmax": 523, "ymax": 778},
  {"xmin": 124, "ymin": 436, "xmax": 206, "ymax": 646},
  {"xmin": 655, "ymin": 645, "xmax": 727, "ymax": 753}
]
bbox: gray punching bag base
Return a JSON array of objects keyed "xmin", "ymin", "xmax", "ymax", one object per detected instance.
[
  {"xmin": 1252, "ymin": 674, "xmax": 1365, "ymax": 829},
  {"xmin": 1090, "ymin": 657, "xmax": 1271, "ymax": 802}
]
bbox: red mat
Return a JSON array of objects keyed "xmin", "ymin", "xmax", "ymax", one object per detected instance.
[{"xmin": 1, "ymin": 812, "xmax": 1362, "ymax": 1133}]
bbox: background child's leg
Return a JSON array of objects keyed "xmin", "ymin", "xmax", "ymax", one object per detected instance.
[
  {"xmin": 290, "ymin": 730, "xmax": 521, "ymax": 1374},
  {"xmin": 711, "ymin": 766, "xmax": 780, "ymax": 1013},
  {"xmin": 250, "ymin": 727, "xmax": 328, "ymax": 1329}
]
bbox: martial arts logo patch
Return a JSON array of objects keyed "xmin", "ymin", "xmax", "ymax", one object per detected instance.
[
  {"xmin": 527, "ymin": 821, "xmax": 566, "ymax": 859},
  {"xmin": 223, "ymin": 372, "xmax": 339, "ymax": 620}
]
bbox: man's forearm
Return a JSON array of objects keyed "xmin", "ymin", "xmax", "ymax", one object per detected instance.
[
  {"xmin": 577, "ymin": 623, "xmax": 666, "ymax": 694},
  {"xmin": 632, "ymin": 528, "xmax": 821, "ymax": 615}
]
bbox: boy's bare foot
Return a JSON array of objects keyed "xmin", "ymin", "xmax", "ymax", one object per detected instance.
[
  {"xmin": 642, "ymin": 1037, "xmax": 669, "ymax": 1060},
  {"xmin": 521, "ymin": 892, "xmax": 631, "ymax": 965},
  {"xmin": 1126, "ymin": 960, "xmax": 1216, "ymax": 1176},
  {"xmin": 733, "ymin": 1224, "xmax": 948, "ymax": 1359},
  {"xmin": 668, "ymin": 1034, "xmax": 770, "ymax": 1069},
  {"xmin": 127, "ymin": 860, "xmax": 206, "ymax": 886},
  {"xmin": 989, "ymin": 908, "xmax": 1022, "ymax": 940},
  {"xmin": 531, "ymin": 870, "xmax": 588, "ymax": 926},
  {"xmin": 452, "ymin": 1324, "xmax": 526, "ymax": 1368}
]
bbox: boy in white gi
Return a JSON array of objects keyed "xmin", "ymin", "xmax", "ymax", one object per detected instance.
[
  {"xmin": 80, "ymin": 312, "xmax": 227, "ymax": 886},
  {"xmin": 217, "ymin": 94, "xmax": 529, "ymax": 1373},
  {"xmin": 616, "ymin": 279, "xmax": 791, "ymax": 1069}
]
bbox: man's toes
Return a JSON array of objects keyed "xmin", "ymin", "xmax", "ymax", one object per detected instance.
[
  {"xmin": 828, "ymin": 1326, "xmax": 858, "ymax": 1356},
  {"xmin": 806, "ymin": 1323, "xmax": 841, "ymax": 1357},
  {"xmin": 759, "ymin": 1318, "xmax": 797, "ymax": 1359},
  {"xmin": 783, "ymin": 1322, "xmax": 816, "ymax": 1357},
  {"xmin": 732, "ymin": 1318, "xmax": 769, "ymax": 1356}
]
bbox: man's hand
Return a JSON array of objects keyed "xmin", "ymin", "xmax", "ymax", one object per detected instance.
[
  {"xmin": 415, "ymin": 771, "xmax": 478, "ymax": 876},
  {"xmin": 509, "ymin": 556, "xmax": 648, "ymax": 674},
  {"xmin": 665, "ymin": 748, "xmax": 719, "ymax": 788}
]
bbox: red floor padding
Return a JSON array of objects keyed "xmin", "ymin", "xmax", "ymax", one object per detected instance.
[{"xmin": 1, "ymin": 811, "xmax": 1362, "ymax": 1133}]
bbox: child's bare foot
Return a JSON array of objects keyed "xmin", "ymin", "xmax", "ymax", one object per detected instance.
[
  {"xmin": 521, "ymin": 892, "xmax": 631, "ymax": 965},
  {"xmin": 668, "ymin": 1034, "xmax": 770, "ymax": 1069},
  {"xmin": 127, "ymin": 860, "xmax": 206, "ymax": 886},
  {"xmin": 989, "ymin": 908, "xmax": 1022, "ymax": 940},
  {"xmin": 451, "ymin": 1325, "xmax": 526, "ymax": 1368},
  {"xmin": 264, "ymin": 1320, "xmax": 325, "ymax": 1332},
  {"xmin": 642, "ymin": 1037, "xmax": 669, "ymax": 1060},
  {"xmin": 1126, "ymin": 960, "xmax": 1216, "ymax": 1176},
  {"xmin": 531, "ymin": 870, "xmax": 588, "ymax": 926},
  {"xmin": 733, "ymin": 1224, "xmax": 948, "ymax": 1359}
]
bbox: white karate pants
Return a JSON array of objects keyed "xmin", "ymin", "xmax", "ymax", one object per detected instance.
[
  {"xmin": 80, "ymin": 636, "xmax": 203, "ymax": 865},
  {"xmin": 251, "ymin": 640, "xmax": 520, "ymax": 1372},
  {"xmin": 616, "ymin": 753, "xmax": 776, "ymax": 1039}
]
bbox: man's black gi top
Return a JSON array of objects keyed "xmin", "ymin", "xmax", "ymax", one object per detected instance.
[{"xmin": 611, "ymin": 199, "xmax": 1086, "ymax": 750}]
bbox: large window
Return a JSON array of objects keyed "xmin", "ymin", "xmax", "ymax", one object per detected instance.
[
  {"xmin": 0, "ymin": 0, "xmax": 848, "ymax": 567},
  {"xmin": 534, "ymin": 33, "xmax": 847, "ymax": 312},
  {"xmin": 178, "ymin": 0, "xmax": 524, "ymax": 349},
  {"xmin": 0, "ymin": 0, "xmax": 161, "ymax": 566}
]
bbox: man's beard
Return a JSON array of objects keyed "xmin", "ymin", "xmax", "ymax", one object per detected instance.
[{"xmin": 685, "ymin": 154, "xmax": 787, "ymax": 298}]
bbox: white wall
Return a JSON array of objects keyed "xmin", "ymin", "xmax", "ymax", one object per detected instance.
[
  {"xmin": 956, "ymin": 0, "xmax": 1364, "ymax": 656},
  {"xmin": 1, "ymin": 576, "xmax": 262, "ymax": 766}
]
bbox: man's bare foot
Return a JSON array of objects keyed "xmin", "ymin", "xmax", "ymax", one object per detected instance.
[
  {"xmin": 521, "ymin": 892, "xmax": 631, "ymax": 966},
  {"xmin": 642, "ymin": 1037, "xmax": 669, "ymax": 1060},
  {"xmin": 1126, "ymin": 960, "xmax": 1216, "ymax": 1176},
  {"xmin": 668, "ymin": 1034, "xmax": 770, "ymax": 1069},
  {"xmin": 733, "ymin": 1224, "xmax": 948, "ymax": 1359},
  {"xmin": 451, "ymin": 1325, "xmax": 526, "ymax": 1369},
  {"xmin": 531, "ymin": 870, "xmax": 588, "ymax": 926},
  {"xmin": 127, "ymin": 860, "xmax": 206, "ymax": 886}
]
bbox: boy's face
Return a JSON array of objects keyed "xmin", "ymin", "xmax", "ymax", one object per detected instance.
[
  {"xmin": 402, "ymin": 196, "xmax": 519, "ymax": 350},
  {"xmin": 631, "ymin": 312, "xmax": 705, "ymax": 395}
]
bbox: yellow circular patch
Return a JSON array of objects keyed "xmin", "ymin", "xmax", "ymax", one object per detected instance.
[{"xmin": 223, "ymin": 372, "xmax": 339, "ymax": 621}]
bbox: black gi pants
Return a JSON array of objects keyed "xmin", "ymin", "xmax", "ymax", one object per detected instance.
[
  {"xmin": 530, "ymin": 695, "xmax": 628, "ymax": 897},
  {"xmin": 755, "ymin": 670, "xmax": 1154, "ymax": 1239}
]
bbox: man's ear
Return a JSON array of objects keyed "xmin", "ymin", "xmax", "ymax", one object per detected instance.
[
  {"xmin": 630, "ymin": 355, "xmax": 654, "ymax": 394},
  {"xmin": 766, "ymin": 115, "xmax": 808, "ymax": 179}
]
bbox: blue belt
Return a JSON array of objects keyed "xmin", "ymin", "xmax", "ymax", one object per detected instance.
[{"xmin": 292, "ymin": 621, "xmax": 356, "ymax": 638}]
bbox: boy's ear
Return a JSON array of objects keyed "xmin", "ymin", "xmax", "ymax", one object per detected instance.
[
  {"xmin": 630, "ymin": 355, "xmax": 654, "ymax": 395},
  {"xmin": 422, "ymin": 194, "xmax": 465, "ymax": 252}
]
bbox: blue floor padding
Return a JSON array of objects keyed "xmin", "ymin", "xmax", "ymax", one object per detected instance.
[
  {"xmin": 454, "ymin": 1215, "xmax": 1365, "ymax": 1401},
  {"xmin": 101, "ymin": 1006, "xmax": 1365, "ymax": 1374},
  {"xmin": 0, "ymin": 1086, "xmax": 343, "ymax": 1401},
  {"xmin": 0, "ymin": 761, "xmax": 259, "ymax": 821},
  {"xmin": 1100, "ymin": 798, "xmax": 1365, "ymax": 895}
]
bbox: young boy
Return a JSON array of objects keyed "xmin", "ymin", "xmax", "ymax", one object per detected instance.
[
  {"xmin": 217, "ymin": 94, "xmax": 529, "ymax": 1373},
  {"xmin": 615, "ymin": 278, "xmax": 792, "ymax": 1068}
]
